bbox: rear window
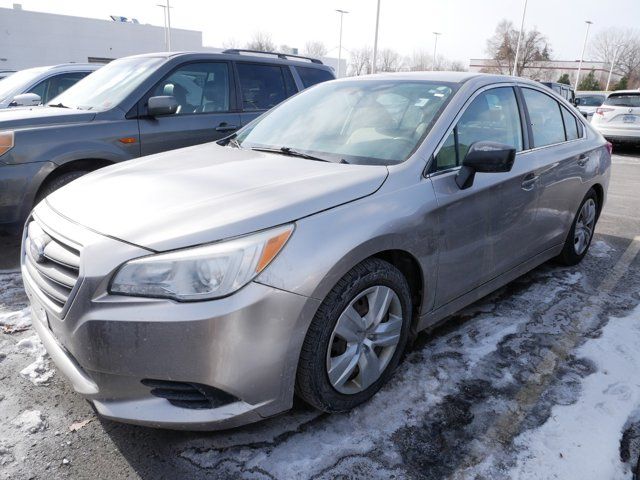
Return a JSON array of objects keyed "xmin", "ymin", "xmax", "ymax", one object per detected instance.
[
  {"xmin": 577, "ymin": 95, "xmax": 605, "ymax": 107},
  {"xmin": 604, "ymin": 93, "xmax": 640, "ymax": 108},
  {"xmin": 296, "ymin": 67, "xmax": 334, "ymax": 89}
]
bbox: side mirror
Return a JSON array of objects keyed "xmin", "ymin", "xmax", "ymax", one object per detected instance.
[
  {"xmin": 455, "ymin": 141, "xmax": 516, "ymax": 190},
  {"xmin": 574, "ymin": 98, "xmax": 581, "ymax": 106},
  {"xmin": 147, "ymin": 95, "xmax": 178, "ymax": 116},
  {"xmin": 9, "ymin": 93, "xmax": 41, "ymax": 107}
]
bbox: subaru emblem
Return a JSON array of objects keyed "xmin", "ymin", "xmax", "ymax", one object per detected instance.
[{"xmin": 29, "ymin": 233, "xmax": 51, "ymax": 263}]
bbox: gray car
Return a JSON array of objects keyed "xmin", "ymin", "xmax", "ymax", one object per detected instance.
[
  {"xmin": 0, "ymin": 50, "xmax": 334, "ymax": 234},
  {"xmin": 0, "ymin": 63, "xmax": 99, "ymax": 108},
  {"xmin": 22, "ymin": 72, "xmax": 610, "ymax": 430}
]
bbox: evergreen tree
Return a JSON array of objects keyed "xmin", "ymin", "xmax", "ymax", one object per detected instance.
[
  {"xmin": 557, "ymin": 73, "xmax": 571, "ymax": 85},
  {"xmin": 613, "ymin": 76, "xmax": 629, "ymax": 91},
  {"xmin": 578, "ymin": 69, "xmax": 601, "ymax": 91}
]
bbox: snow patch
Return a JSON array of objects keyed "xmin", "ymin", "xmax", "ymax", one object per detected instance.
[
  {"xmin": 13, "ymin": 410, "xmax": 47, "ymax": 434},
  {"xmin": 0, "ymin": 308, "xmax": 31, "ymax": 332},
  {"xmin": 590, "ymin": 240, "xmax": 615, "ymax": 258},
  {"xmin": 17, "ymin": 335, "xmax": 54, "ymax": 385},
  {"xmin": 509, "ymin": 305, "xmax": 640, "ymax": 480}
]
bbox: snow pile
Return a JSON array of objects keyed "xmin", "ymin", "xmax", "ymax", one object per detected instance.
[
  {"xmin": 13, "ymin": 410, "xmax": 47, "ymax": 434},
  {"xmin": 19, "ymin": 338, "xmax": 54, "ymax": 386},
  {"xmin": 509, "ymin": 305, "xmax": 640, "ymax": 480},
  {"xmin": 0, "ymin": 308, "xmax": 31, "ymax": 333},
  {"xmin": 0, "ymin": 442, "xmax": 14, "ymax": 466}
]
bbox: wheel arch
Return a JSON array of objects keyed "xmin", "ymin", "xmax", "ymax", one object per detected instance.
[{"xmin": 36, "ymin": 158, "xmax": 114, "ymax": 198}]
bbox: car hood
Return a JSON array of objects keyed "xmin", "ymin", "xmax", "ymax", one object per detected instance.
[
  {"xmin": 0, "ymin": 106, "xmax": 95, "ymax": 129},
  {"xmin": 46, "ymin": 142, "xmax": 388, "ymax": 251}
]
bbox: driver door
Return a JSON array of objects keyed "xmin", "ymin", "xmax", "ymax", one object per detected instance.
[
  {"xmin": 428, "ymin": 85, "xmax": 541, "ymax": 307},
  {"xmin": 138, "ymin": 61, "xmax": 241, "ymax": 156}
]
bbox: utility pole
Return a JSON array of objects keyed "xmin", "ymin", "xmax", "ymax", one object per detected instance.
[
  {"xmin": 372, "ymin": 0, "xmax": 381, "ymax": 73},
  {"xmin": 512, "ymin": 0, "xmax": 529, "ymax": 76},
  {"xmin": 605, "ymin": 45, "xmax": 622, "ymax": 91},
  {"xmin": 432, "ymin": 32, "xmax": 441, "ymax": 71},
  {"xmin": 575, "ymin": 20, "xmax": 593, "ymax": 90},
  {"xmin": 336, "ymin": 9, "xmax": 349, "ymax": 78}
]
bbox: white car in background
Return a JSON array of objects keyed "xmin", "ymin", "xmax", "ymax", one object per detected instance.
[
  {"xmin": 0, "ymin": 63, "xmax": 100, "ymax": 109},
  {"xmin": 591, "ymin": 90, "xmax": 640, "ymax": 144},
  {"xmin": 575, "ymin": 92, "xmax": 607, "ymax": 121}
]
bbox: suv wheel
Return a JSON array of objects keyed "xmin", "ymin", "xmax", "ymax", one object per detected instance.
[
  {"xmin": 36, "ymin": 171, "xmax": 89, "ymax": 204},
  {"xmin": 296, "ymin": 258, "xmax": 412, "ymax": 412}
]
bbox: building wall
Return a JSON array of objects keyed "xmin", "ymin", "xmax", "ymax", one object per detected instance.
[
  {"xmin": 469, "ymin": 58, "xmax": 623, "ymax": 86},
  {"xmin": 0, "ymin": 5, "xmax": 203, "ymax": 70}
]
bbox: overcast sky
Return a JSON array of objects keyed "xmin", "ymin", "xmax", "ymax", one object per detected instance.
[{"xmin": 2, "ymin": 0, "xmax": 639, "ymax": 63}]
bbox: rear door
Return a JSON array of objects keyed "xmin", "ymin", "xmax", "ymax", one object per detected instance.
[
  {"xmin": 429, "ymin": 85, "xmax": 540, "ymax": 306},
  {"xmin": 138, "ymin": 61, "xmax": 241, "ymax": 156},
  {"xmin": 235, "ymin": 62, "xmax": 298, "ymax": 126},
  {"xmin": 519, "ymin": 86, "xmax": 593, "ymax": 251}
]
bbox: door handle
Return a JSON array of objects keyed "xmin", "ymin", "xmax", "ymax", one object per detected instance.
[
  {"xmin": 215, "ymin": 123, "xmax": 239, "ymax": 133},
  {"xmin": 577, "ymin": 154, "xmax": 589, "ymax": 167},
  {"xmin": 521, "ymin": 173, "xmax": 538, "ymax": 191}
]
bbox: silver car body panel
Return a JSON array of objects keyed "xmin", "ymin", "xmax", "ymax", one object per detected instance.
[{"xmin": 22, "ymin": 72, "xmax": 611, "ymax": 430}]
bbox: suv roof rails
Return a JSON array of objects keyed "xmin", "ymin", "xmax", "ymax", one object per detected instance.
[{"xmin": 222, "ymin": 49, "xmax": 323, "ymax": 65}]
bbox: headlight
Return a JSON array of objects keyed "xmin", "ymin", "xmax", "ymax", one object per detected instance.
[
  {"xmin": 110, "ymin": 224, "xmax": 293, "ymax": 301},
  {"xmin": 0, "ymin": 131, "xmax": 14, "ymax": 157}
]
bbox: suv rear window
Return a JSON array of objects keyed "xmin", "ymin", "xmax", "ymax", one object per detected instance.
[
  {"xmin": 296, "ymin": 67, "xmax": 334, "ymax": 88},
  {"xmin": 604, "ymin": 93, "xmax": 640, "ymax": 107}
]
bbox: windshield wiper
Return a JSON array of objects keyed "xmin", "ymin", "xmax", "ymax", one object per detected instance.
[
  {"xmin": 251, "ymin": 146, "xmax": 332, "ymax": 163},
  {"xmin": 48, "ymin": 102, "xmax": 69, "ymax": 109}
]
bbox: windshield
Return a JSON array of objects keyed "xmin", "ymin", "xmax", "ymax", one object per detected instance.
[
  {"xmin": 604, "ymin": 93, "xmax": 640, "ymax": 108},
  {"xmin": 236, "ymin": 80, "xmax": 456, "ymax": 165},
  {"xmin": 0, "ymin": 67, "xmax": 48, "ymax": 102},
  {"xmin": 48, "ymin": 56, "xmax": 164, "ymax": 111},
  {"xmin": 577, "ymin": 95, "xmax": 605, "ymax": 107}
]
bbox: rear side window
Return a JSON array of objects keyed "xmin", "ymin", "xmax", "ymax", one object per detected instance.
[
  {"xmin": 236, "ymin": 63, "xmax": 290, "ymax": 111},
  {"xmin": 560, "ymin": 106, "xmax": 580, "ymax": 141},
  {"xmin": 434, "ymin": 87, "xmax": 523, "ymax": 170},
  {"xmin": 29, "ymin": 72, "xmax": 90, "ymax": 104},
  {"xmin": 604, "ymin": 93, "xmax": 640, "ymax": 107},
  {"xmin": 522, "ymin": 88, "xmax": 565, "ymax": 147},
  {"xmin": 296, "ymin": 67, "xmax": 334, "ymax": 89}
]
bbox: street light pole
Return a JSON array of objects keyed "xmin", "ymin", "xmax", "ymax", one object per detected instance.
[
  {"xmin": 512, "ymin": 0, "xmax": 529, "ymax": 76},
  {"xmin": 372, "ymin": 0, "xmax": 381, "ymax": 73},
  {"xmin": 166, "ymin": 0, "xmax": 172, "ymax": 52},
  {"xmin": 432, "ymin": 32, "xmax": 441, "ymax": 71},
  {"xmin": 605, "ymin": 45, "xmax": 622, "ymax": 91},
  {"xmin": 575, "ymin": 20, "xmax": 593, "ymax": 90},
  {"xmin": 156, "ymin": 3, "xmax": 168, "ymax": 50},
  {"xmin": 335, "ymin": 9, "xmax": 349, "ymax": 78}
]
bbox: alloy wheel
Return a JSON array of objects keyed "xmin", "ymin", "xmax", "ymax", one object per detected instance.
[{"xmin": 574, "ymin": 198, "xmax": 596, "ymax": 255}]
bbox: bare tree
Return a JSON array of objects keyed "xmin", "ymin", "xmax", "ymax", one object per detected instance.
[
  {"xmin": 349, "ymin": 47, "xmax": 373, "ymax": 76},
  {"xmin": 485, "ymin": 20, "xmax": 551, "ymax": 76},
  {"xmin": 407, "ymin": 49, "xmax": 431, "ymax": 71},
  {"xmin": 222, "ymin": 38, "xmax": 241, "ymax": 50},
  {"xmin": 303, "ymin": 41, "xmax": 328, "ymax": 59},
  {"xmin": 246, "ymin": 32, "xmax": 276, "ymax": 52},
  {"xmin": 591, "ymin": 27, "xmax": 640, "ymax": 88},
  {"xmin": 377, "ymin": 48, "xmax": 403, "ymax": 72}
]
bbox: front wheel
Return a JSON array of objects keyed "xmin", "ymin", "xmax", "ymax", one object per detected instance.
[
  {"xmin": 295, "ymin": 258, "xmax": 412, "ymax": 413},
  {"xmin": 556, "ymin": 188, "xmax": 599, "ymax": 266}
]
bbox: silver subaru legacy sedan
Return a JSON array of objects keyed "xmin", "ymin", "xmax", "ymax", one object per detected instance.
[{"xmin": 21, "ymin": 72, "xmax": 610, "ymax": 430}]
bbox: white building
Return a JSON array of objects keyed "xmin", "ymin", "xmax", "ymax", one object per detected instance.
[
  {"xmin": 469, "ymin": 58, "xmax": 623, "ymax": 86},
  {"xmin": 0, "ymin": 4, "xmax": 344, "ymax": 74}
]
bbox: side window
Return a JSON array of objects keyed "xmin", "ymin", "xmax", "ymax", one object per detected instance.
[
  {"xmin": 152, "ymin": 62, "xmax": 230, "ymax": 115},
  {"xmin": 28, "ymin": 79, "xmax": 47, "ymax": 102},
  {"xmin": 522, "ymin": 88, "xmax": 565, "ymax": 147},
  {"xmin": 236, "ymin": 63, "xmax": 289, "ymax": 111},
  {"xmin": 434, "ymin": 87, "xmax": 523, "ymax": 170},
  {"xmin": 43, "ymin": 72, "xmax": 90, "ymax": 103},
  {"xmin": 561, "ymin": 106, "xmax": 579, "ymax": 141},
  {"xmin": 296, "ymin": 66, "xmax": 334, "ymax": 89}
]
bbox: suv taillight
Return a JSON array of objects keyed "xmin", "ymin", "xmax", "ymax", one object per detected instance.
[
  {"xmin": 606, "ymin": 142, "xmax": 613, "ymax": 155},
  {"xmin": 596, "ymin": 107, "xmax": 614, "ymax": 115}
]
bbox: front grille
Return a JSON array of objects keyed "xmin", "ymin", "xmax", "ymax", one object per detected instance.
[
  {"xmin": 24, "ymin": 220, "xmax": 80, "ymax": 311},
  {"xmin": 141, "ymin": 379, "xmax": 239, "ymax": 410}
]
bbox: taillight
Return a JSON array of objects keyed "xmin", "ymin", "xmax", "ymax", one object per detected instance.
[
  {"xmin": 596, "ymin": 107, "xmax": 614, "ymax": 116},
  {"xmin": 606, "ymin": 142, "xmax": 613, "ymax": 155}
]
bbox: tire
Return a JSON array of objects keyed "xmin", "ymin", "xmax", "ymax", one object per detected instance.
[
  {"xmin": 36, "ymin": 171, "xmax": 89, "ymax": 204},
  {"xmin": 295, "ymin": 258, "xmax": 412, "ymax": 413},
  {"xmin": 556, "ymin": 188, "xmax": 599, "ymax": 266}
]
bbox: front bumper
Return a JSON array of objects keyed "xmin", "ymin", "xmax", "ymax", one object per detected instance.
[{"xmin": 22, "ymin": 203, "xmax": 321, "ymax": 430}]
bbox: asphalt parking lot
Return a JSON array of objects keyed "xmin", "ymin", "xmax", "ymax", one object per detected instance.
[{"xmin": 1, "ymin": 147, "xmax": 640, "ymax": 480}]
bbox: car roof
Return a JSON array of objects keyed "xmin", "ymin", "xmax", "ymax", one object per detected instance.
[
  {"xmin": 607, "ymin": 90, "xmax": 640, "ymax": 95},
  {"xmin": 125, "ymin": 51, "xmax": 334, "ymax": 71}
]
